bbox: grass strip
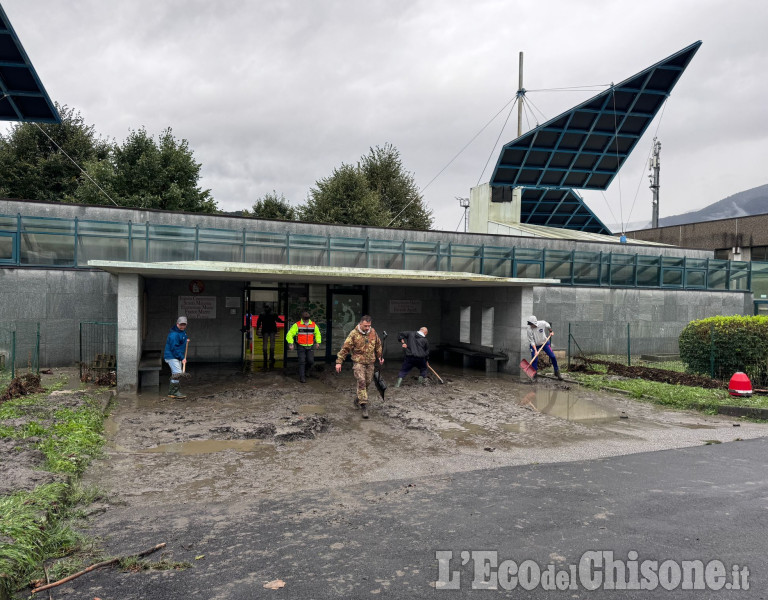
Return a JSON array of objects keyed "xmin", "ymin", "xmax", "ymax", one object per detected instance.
[
  {"xmin": 0, "ymin": 380, "xmax": 108, "ymax": 599},
  {"xmin": 570, "ymin": 372, "xmax": 768, "ymax": 414}
]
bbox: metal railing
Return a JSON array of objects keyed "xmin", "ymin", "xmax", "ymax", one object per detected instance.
[
  {"xmin": 2, "ymin": 212, "xmax": 768, "ymax": 294},
  {"xmin": 0, "ymin": 322, "xmax": 40, "ymax": 378}
]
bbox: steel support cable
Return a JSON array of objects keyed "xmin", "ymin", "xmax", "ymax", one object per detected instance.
[
  {"xmin": 387, "ymin": 95, "xmax": 518, "ymax": 227},
  {"xmin": 610, "ymin": 87, "xmax": 625, "ymax": 231},
  {"xmin": 475, "ymin": 96, "xmax": 519, "ymax": 186},
  {"xmin": 522, "ymin": 93, "xmax": 549, "ymax": 124},
  {"xmin": 32, "ymin": 122, "xmax": 120, "ymax": 207}
]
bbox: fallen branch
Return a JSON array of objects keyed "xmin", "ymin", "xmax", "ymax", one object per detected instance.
[{"xmin": 31, "ymin": 543, "xmax": 166, "ymax": 594}]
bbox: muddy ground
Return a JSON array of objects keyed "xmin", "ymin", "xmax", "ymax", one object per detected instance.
[{"xmin": 67, "ymin": 362, "xmax": 768, "ymax": 508}]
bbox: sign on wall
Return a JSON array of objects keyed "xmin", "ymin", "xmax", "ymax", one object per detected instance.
[
  {"xmin": 179, "ymin": 296, "xmax": 216, "ymax": 319},
  {"xmin": 389, "ymin": 300, "xmax": 422, "ymax": 314}
]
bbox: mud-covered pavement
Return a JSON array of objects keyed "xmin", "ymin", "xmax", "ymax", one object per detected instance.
[{"xmin": 83, "ymin": 363, "xmax": 768, "ymax": 507}]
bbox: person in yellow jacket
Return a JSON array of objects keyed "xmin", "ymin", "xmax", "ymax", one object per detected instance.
[
  {"xmin": 286, "ymin": 310, "xmax": 321, "ymax": 383},
  {"xmin": 335, "ymin": 315, "xmax": 384, "ymax": 419}
]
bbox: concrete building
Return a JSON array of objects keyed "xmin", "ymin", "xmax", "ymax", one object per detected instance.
[{"xmin": 1, "ymin": 198, "xmax": 761, "ymax": 392}]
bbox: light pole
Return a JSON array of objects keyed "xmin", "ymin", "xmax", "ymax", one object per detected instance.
[{"xmin": 458, "ymin": 197, "xmax": 470, "ymax": 232}]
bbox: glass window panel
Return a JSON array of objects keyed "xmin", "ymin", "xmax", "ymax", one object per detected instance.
[
  {"xmin": 405, "ymin": 241, "xmax": 439, "ymax": 254},
  {"xmin": 685, "ymin": 270, "xmax": 706, "ymax": 288},
  {"xmin": 289, "ymin": 248, "xmax": 325, "ymax": 266},
  {"xmin": 515, "ymin": 262, "xmax": 542, "ymax": 278},
  {"xmin": 245, "ymin": 245, "xmax": 286, "ymax": 264},
  {"xmin": 686, "ymin": 258, "xmax": 708, "ymax": 269},
  {"xmin": 198, "ymin": 228, "xmax": 241, "ymax": 243},
  {"xmin": 661, "ymin": 256, "xmax": 684, "ymax": 268},
  {"xmin": 148, "ymin": 224, "xmax": 196, "ymax": 241},
  {"xmin": 544, "ymin": 250, "xmax": 572, "ymax": 280},
  {"xmin": 707, "ymin": 265, "xmax": 728, "ymax": 289},
  {"xmin": 369, "ymin": 240, "xmax": 404, "ymax": 253},
  {"xmin": 0, "ymin": 234, "xmax": 14, "ymax": 261},
  {"xmin": 245, "ymin": 231, "xmax": 286, "ymax": 247},
  {"xmin": 574, "ymin": 251, "xmax": 600, "ymax": 263},
  {"xmin": 636, "ymin": 265, "xmax": 659, "ymax": 287},
  {"xmin": 330, "ymin": 250, "xmax": 366, "ymax": 268},
  {"xmin": 610, "ymin": 253, "xmax": 635, "ymax": 265},
  {"xmin": 751, "ymin": 246, "xmax": 768, "ymax": 261},
  {"xmin": 21, "ymin": 217, "xmax": 75, "ymax": 234},
  {"xmin": 148, "ymin": 240, "xmax": 195, "ymax": 262},
  {"xmin": 0, "ymin": 216, "xmax": 18, "ymax": 230},
  {"xmin": 77, "ymin": 237, "xmax": 129, "ymax": 265},
  {"xmin": 729, "ymin": 269, "xmax": 749, "ymax": 291},
  {"xmin": 451, "ymin": 256, "xmax": 480, "ymax": 273},
  {"xmin": 405, "ymin": 254, "xmax": 438, "ymax": 271},
  {"xmin": 78, "ymin": 221, "xmax": 129, "ymax": 236},
  {"xmin": 330, "ymin": 237, "xmax": 366, "ymax": 251},
  {"xmin": 637, "ymin": 255, "xmax": 661, "ymax": 267},
  {"xmin": 573, "ymin": 263, "xmax": 600, "ymax": 285},
  {"xmin": 290, "ymin": 234, "xmax": 327, "ymax": 249},
  {"xmin": 20, "ymin": 233, "xmax": 75, "ymax": 265},
  {"xmin": 483, "ymin": 258, "xmax": 511, "ymax": 277},
  {"xmin": 198, "ymin": 242, "xmax": 243, "ymax": 262},
  {"xmin": 662, "ymin": 269, "xmax": 683, "ymax": 287},
  {"xmin": 513, "ymin": 248, "xmax": 543, "ymax": 261},
  {"xmin": 751, "ymin": 269, "xmax": 768, "ymax": 299},
  {"xmin": 610, "ymin": 264, "xmax": 635, "ymax": 286},
  {"xmin": 600, "ymin": 255, "xmax": 612, "ymax": 285},
  {"xmin": 368, "ymin": 253, "xmax": 402, "ymax": 269}
]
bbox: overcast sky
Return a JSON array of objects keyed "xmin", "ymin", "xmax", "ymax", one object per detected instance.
[{"xmin": 2, "ymin": 0, "xmax": 767, "ymax": 232}]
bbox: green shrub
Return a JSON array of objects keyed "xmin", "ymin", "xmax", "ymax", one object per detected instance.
[{"xmin": 679, "ymin": 316, "xmax": 768, "ymax": 383}]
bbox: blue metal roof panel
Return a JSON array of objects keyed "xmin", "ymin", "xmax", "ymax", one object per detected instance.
[{"xmin": 0, "ymin": 5, "xmax": 60, "ymax": 123}]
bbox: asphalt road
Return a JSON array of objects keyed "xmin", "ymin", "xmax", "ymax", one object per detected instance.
[{"xmin": 55, "ymin": 438, "xmax": 768, "ymax": 599}]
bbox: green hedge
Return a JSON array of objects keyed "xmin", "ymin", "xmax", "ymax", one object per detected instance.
[{"xmin": 679, "ymin": 315, "xmax": 768, "ymax": 384}]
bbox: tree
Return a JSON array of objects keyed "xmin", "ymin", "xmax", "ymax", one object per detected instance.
[
  {"xmin": 297, "ymin": 144, "xmax": 432, "ymax": 229},
  {"xmin": 299, "ymin": 163, "xmax": 389, "ymax": 227},
  {"xmin": 245, "ymin": 191, "xmax": 296, "ymax": 220},
  {"xmin": 360, "ymin": 143, "xmax": 432, "ymax": 230},
  {"xmin": 0, "ymin": 104, "xmax": 110, "ymax": 202},
  {"xmin": 76, "ymin": 127, "xmax": 216, "ymax": 213}
]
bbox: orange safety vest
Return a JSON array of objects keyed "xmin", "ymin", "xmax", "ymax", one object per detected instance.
[{"xmin": 296, "ymin": 320, "xmax": 317, "ymax": 345}]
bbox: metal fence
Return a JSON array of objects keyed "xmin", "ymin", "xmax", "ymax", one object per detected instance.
[
  {"xmin": 0, "ymin": 322, "xmax": 40, "ymax": 378},
  {"xmin": 567, "ymin": 321, "xmax": 685, "ymax": 372},
  {"xmin": 567, "ymin": 321, "xmax": 768, "ymax": 386},
  {"xmin": 79, "ymin": 321, "xmax": 117, "ymax": 383}
]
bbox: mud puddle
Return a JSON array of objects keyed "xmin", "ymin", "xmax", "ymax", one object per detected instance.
[{"xmin": 82, "ymin": 363, "xmax": 768, "ymax": 507}]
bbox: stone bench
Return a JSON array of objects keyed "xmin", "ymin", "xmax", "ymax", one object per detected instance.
[
  {"xmin": 437, "ymin": 344, "xmax": 508, "ymax": 373},
  {"xmin": 138, "ymin": 350, "xmax": 162, "ymax": 389}
]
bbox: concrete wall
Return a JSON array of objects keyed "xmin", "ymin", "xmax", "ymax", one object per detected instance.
[
  {"xmin": 142, "ymin": 277, "xmax": 246, "ymax": 363},
  {"xmin": 438, "ymin": 286, "xmax": 527, "ymax": 372},
  {"xmin": 0, "ymin": 268, "xmax": 117, "ymax": 366},
  {"xmin": 368, "ymin": 285, "xmax": 442, "ymax": 361},
  {"xmin": 532, "ymin": 286, "xmax": 752, "ymax": 355}
]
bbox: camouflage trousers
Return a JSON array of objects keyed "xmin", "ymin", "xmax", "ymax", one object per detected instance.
[{"xmin": 352, "ymin": 362, "xmax": 375, "ymax": 405}]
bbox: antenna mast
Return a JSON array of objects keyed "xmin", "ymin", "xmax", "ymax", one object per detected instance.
[{"xmin": 649, "ymin": 138, "xmax": 661, "ymax": 228}]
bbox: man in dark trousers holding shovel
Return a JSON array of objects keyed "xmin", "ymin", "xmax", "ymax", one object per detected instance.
[
  {"xmin": 526, "ymin": 315, "xmax": 563, "ymax": 380},
  {"xmin": 395, "ymin": 327, "xmax": 429, "ymax": 387}
]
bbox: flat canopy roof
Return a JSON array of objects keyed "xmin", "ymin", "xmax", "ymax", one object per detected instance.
[{"xmin": 89, "ymin": 260, "xmax": 560, "ymax": 287}]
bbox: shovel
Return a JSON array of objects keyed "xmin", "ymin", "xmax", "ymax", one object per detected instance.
[
  {"xmin": 520, "ymin": 332, "xmax": 552, "ymax": 379},
  {"xmin": 427, "ymin": 362, "xmax": 444, "ymax": 384},
  {"xmin": 372, "ymin": 331, "xmax": 388, "ymax": 400},
  {"xmin": 178, "ymin": 339, "xmax": 192, "ymax": 378}
]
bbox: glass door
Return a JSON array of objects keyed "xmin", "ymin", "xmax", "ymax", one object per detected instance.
[{"xmin": 327, "ymin": 289, "xmax": 366, "ymax": 360}]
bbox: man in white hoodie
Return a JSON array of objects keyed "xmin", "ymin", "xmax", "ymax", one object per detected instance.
[{"xmin": 526, "ymin": 315, "xmax": 563, "ymax": 380}]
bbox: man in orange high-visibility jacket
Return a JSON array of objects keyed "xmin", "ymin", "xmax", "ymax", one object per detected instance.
[{"xmin": 286, "ymin": 310, "xmax": 322, "ymax": 383}]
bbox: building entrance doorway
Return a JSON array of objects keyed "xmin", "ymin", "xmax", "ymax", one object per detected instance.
[{"xmin": 243, "ymin": 286, "xmax": 287, "ymax": 368}]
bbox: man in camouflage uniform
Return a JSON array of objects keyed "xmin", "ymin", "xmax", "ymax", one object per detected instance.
[{"xmin": 335, "ymin": 315, "xmax": 384, "ymax": 419}]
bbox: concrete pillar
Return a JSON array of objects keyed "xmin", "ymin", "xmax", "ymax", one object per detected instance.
[
  {"xmin": 117, "ymin": 273, "xmax": 142, "ymax": 392},
  {"xmin": 519, "ymin": 287, "xmax": 534, "ymax": 375},
  {"xmin": 468, "ymin": 183, "xmax": 521, "ymax": 233}
]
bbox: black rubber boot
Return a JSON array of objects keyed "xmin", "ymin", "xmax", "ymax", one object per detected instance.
[
  {"xmin": 555, "ymin": 369, "xmax": 564, "ymax": 381},
  {"xmin": 360, "ymin": 404, "xmax": 369, "ymax": 419}
]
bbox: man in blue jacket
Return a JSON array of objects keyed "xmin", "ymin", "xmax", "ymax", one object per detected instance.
[
  {"xmin": 164, "ymin": 316, "xmax": 189, "ymax": 398},
  {"xmin": 396, "ymin": 327, "xmax": 429, "ymax": 387}
]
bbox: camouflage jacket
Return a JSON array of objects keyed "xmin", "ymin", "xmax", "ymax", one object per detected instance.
[{"xmin": 336, "ymin": 326, "xmax": 383, "ymax": 365}]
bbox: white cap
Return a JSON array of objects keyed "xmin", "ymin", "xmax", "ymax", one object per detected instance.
[{"xmin": 177, "ymin": 316, "xmax": 188, "ymax": 324}]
